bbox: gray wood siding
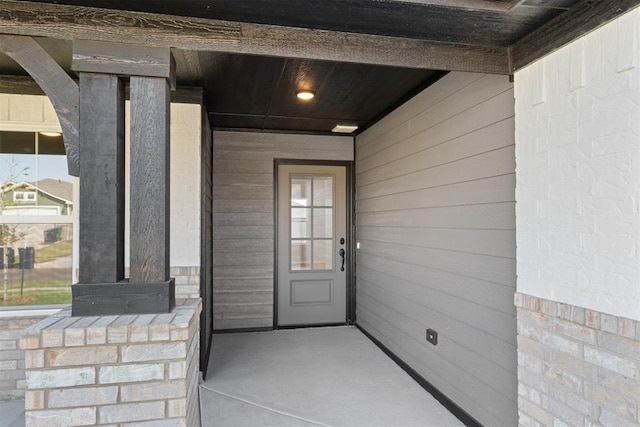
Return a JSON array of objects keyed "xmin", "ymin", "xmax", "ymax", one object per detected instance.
[
  {"xmin": 212, "ymin": 131, "xmax": 353, "ymax": 330},
  {"xmin": 355, "ymin": 72, "xmax": 516, "ymax": 426}
]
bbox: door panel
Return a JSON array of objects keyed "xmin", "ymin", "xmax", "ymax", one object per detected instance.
[
  {"xmin": 291, "ymin": 280, "xmax": 333, "ymax": 305},
  {"xmin": 277, "ymin": 164, "xmax": 347, "ymax": 326}
]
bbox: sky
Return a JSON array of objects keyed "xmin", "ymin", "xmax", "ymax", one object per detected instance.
[{"xmin": 0, "ymin": 153, "xmax": 71, "ymax": 184}]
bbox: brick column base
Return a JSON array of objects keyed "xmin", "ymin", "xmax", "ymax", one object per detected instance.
[
  {"xmin": 20, "ymin": 299, "xmax": 202, "ymax": 427},
  {"xmin": 0, "ymin": 315, "xmax": 47, "ymax": 401}
]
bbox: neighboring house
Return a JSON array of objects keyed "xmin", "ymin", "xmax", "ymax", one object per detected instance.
[{"xmin": 0, "ymin": 179, "xmax": 73, "ymax": 216}]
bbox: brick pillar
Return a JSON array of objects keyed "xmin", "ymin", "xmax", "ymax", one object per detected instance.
[{"xmin": 20, "ymin": 300, "xmax": 202, "ymax": 426}]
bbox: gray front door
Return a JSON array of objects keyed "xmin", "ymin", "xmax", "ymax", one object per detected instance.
[{"xmin": 277, "ymin": 164, "xmax": 347, "ymax": 326}]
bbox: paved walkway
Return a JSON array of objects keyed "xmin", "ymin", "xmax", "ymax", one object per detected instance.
[{"xmin": 200, "ymin": 326, "xmax": 462, "ymax": 426}]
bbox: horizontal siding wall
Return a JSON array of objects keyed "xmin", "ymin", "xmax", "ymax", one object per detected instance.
[
  {"xmin": 355, "ymin": 72, "xmax": 516, "ymax": 426},
  {"xmin": 212, "ymin": 131, "xmax": 353, "ymax": 330}
]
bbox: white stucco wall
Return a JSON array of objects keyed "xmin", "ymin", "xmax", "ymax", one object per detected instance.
[
  {"xmin": 167, "ymin": 103, "xmax": 202, "ymax": 267},
  {"xmin": 515, "ymin": 7, "xmax": 640, "ymax": 320},
  {"xmin": 125, "ymin": 102, "xmax": 201, "ymax": 268},
  {"xmin": 0, "ymin": 94, "xmax": 61, "ymax": 133}
]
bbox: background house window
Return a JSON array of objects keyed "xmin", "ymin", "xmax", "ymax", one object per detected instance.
[
  {"xmin": 13, "ymin": 191, "xmax": 36, "ymax": 202},
  {"xmin": 1, "ymin": 131, "xmax": 74, "ymax": 307}
]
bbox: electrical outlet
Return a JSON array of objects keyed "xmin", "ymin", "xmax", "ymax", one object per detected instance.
[{"xmin": 426, "ymin": 329, "xmax": 438, "ymax": 345}]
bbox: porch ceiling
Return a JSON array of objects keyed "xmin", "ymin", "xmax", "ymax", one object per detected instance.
[{"xmin": 0, "ymin": 0, "xmax": 634, "ymax": 135}]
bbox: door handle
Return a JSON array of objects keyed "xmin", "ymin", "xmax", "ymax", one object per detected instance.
[{"xmin": 339, "ymin": 248, "xmax": 345, "ymax": 272}]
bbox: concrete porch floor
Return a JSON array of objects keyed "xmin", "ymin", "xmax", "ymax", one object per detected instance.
[
  {"xmin": 0, "ymin": 326, "xmax": 463, "ymax": 427},
  {"xmin": 200, "ymin": 326, "xmax": 463, "ymax": 426}
]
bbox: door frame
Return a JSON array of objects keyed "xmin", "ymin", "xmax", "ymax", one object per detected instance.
[
  {"xmin": 199, "ymin": 110, "xmax": 214, "ymax": 379},
  {"xmin": 273, "ymin": 159, "xmax": 356, "ymax": 329}
]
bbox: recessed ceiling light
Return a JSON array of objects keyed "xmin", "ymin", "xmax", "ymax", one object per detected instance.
[
  {"xmin": 332, "ymin": 124, "xmax": 358, "ymax": 134},
  {"xmin": 39, "ymin": 131, "xmax": 62, "ymax": 137},
  {"xmin": 296, "ymin": 90, "xmax": 315, "ymax": 100}
]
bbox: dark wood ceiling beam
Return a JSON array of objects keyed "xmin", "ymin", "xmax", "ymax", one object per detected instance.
[
  {"xmin": 518, "ymin": 0, "xmax": 577, "ymax": 10},
  {"xmin": 0, "ymin": 74, "xmax": 203, "ymax": 104},
  {"xmin": 73, "ymin": 40, "xmax": 177, "ymax": 89},
  {"xmin": 510, "ymin": 0, "xmax": 640, "ymax": 72},
  {"xmin": 389, "ymin": 0, "xmax": 576, "ymax": 12},
  {"xmin": 0, "ymin": 0, "xmax": 510, "ymax": 74},
  {"xmin": 238, "ymin": 24, "xmax": 509, "ymax": 74},
  {"xmin": 380, "ymin": 0, "xmax": 518, "ymax": 12}
]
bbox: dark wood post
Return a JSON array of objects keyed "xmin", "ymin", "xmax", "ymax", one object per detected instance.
[
  {"xmin": 71, "ymin": 41, "xmax": 176, "ymax": 316},
  {"xmin": 129, "ymin": 76, "xmax": 171, "ymax": 283},
  {"xmin": 77, "ymin": 73, "xmax": 125, "ymax": 285}
]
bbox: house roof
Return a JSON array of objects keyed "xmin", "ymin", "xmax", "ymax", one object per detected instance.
[
  {"xmin": 0, "ymin": 0, "xmax": 637, "ymax": 135},
  {"xmin": 32, "ymin": 179, "xmax": 73, "ymax": 204},
  {"xmin": 1, "ymin": 179, "xmax": 73, "ymax": 204}
]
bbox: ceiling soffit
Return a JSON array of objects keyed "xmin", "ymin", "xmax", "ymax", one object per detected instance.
[{"xmin": 0, "ymin": 0, "xmax": 638, "ymax": 134}]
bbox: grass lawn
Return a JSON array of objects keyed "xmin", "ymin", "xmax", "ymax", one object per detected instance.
[
  {"xmin": 13, "ymin": 240, "xmax": 73, "ymax": 265},
  {"xmin": 1, "ymin": 280, "xmax": 71, "ymax": 306},
  {"xmin": 1, "ymin": 239, "xmax": 73, "ymax": 306},
  {"xmin": 36, "ymin": 240, "xmax": 73, "ymax": 263}
]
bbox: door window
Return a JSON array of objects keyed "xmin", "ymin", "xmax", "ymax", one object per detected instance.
[{"xmin": 290, "ymin": 175, "xmax": 334, "ymax": 271}]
